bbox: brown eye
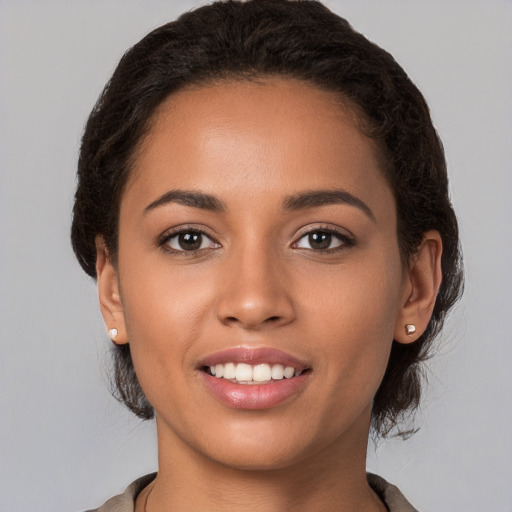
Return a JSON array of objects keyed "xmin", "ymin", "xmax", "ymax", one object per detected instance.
[
  {"xmin": 308, "ymin": 231, "xmax": 332, "ymax": 250},
  {"xmin": 178, "ymin": 232, "xmax": 202, "ymax": 250},
  {"xmin": 165, "ymin": 230, "xmax": 219, "ymax": 252},
  {"xmin": 294, "ymin": 229, "xmax": 352, "ymax": 252}
]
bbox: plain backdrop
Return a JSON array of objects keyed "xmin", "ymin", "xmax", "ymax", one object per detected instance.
[{"xmin": 1, "ymin": 1, "xmax": 511, "ymax": 511}]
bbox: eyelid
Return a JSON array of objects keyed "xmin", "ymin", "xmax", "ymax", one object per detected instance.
[
  {"xmin": 291, "ymin": 224, "xmax": 355, "ymax": 251},
  {"xmin": 158, "ymin": 225, "xmax": 221, "ymax": 253},
  {"xmin": 157, "ymin": 223, "xmax": 354, "ymax": 255}
]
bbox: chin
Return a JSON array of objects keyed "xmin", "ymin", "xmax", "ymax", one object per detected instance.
[
  {"xmin": 195, "ymin": 422, "xmax": 329, "ymax": 472},
  {"xmin": 207, "ymin": 445, "xmax": 310, "ymax": 472}
]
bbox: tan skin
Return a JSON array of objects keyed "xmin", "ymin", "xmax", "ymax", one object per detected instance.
[{"xmin": 96, "ymin": 78, "xmax": 442, "ymax": 511}]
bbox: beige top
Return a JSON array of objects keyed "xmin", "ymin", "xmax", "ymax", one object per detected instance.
[{"xmin": 86, "ymin": 473, "xmax": 418, "ymax": 512}]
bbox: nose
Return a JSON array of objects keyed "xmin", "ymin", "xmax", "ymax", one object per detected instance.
[{"xmin": 216, "ymin": 245, "xmax": 296, "ymax": 330}]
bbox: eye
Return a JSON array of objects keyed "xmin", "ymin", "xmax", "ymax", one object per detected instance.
[
  {"xmin": 293, "ymin": 229, "xmax": 353, "ymax": 252},
  {"xmin": 162, "ymin": 229, "xmax": 220, "ymax": 253}
]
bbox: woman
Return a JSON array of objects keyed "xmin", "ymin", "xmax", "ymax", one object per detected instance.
[{"xmin": 72, "ymin": 0, "xmax": 463, "ymax": 510}]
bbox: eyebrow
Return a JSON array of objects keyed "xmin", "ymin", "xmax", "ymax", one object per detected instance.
[
  {"xmin": 144, "ymin": 190, "xmax": 226, "ymax": 214},
  {"xmin": 144, "ymin": 188, "xmax": 375, "ymax": 222},
  {"xmin": 283, "ymin": 189, "xmax": 376, "ymax": 222}
]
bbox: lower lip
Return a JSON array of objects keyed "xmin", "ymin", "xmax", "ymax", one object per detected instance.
[{"xmin": 200, "ymin": 372, "xmax": 310, "ymax": 410}]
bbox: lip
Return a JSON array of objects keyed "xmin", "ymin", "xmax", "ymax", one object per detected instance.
[
  {"xmin": 200, "ymin": 371, "xmax": 310, "ymax": 410},
  {"xmin": 197, "ymin": 346, "xmax": 311, "ymax": 410}
]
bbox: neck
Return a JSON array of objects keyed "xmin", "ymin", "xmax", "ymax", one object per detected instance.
[{"xmin": 143, "ymin": 412, "xmax": 386, "ymax": 512}]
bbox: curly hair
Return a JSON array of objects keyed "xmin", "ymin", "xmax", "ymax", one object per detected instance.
[{"xmin": 71, "ymin": 0, "xmax": 463, "ymax": 437}]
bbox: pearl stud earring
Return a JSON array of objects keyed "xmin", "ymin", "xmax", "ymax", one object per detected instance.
[
  {"xmin": 405, "ymin": 324, "xmax": 416, "ymax": 335},
  {"xmin": 108, "ymin": 328, "xmax": 118, "ymax": 341}
]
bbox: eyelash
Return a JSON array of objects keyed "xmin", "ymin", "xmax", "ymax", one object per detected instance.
[
  {"xmin": 158, "ymin": 225, "xmax": 355, "ymax": 256},
  {"xmin": 158, "ymin": 226, "xmax": 219, "ymax": 256},
  {"xmin": 292, "ymin": 225, "xmax": 355, "ymax": 253}
]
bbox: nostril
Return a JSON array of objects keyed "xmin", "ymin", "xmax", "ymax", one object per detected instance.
[{"xmin": 222, "ymin": 314, "xmax": 282, "ymax": 327}]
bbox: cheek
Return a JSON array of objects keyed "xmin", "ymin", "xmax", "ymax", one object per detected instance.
[
  {"xmin": 117, "ymin": 257, "xmax": 219, "ymax": 389},
  {"xmin": 304, "ymin": 251, "xmax": 403, "ymax": 390},
  {"xmin": 120, "ymin": 243, "xmax": 218, "ymax": 328}
]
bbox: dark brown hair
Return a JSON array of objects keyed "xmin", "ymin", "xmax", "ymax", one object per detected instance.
[{"xmin": 71, "ymin": 0, "xmax": 463, "ymax": 437}]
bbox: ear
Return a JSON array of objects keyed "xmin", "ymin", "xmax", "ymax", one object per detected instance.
[
  {"xmin": 394, "ymin": 230, "xmax": 443, "ymax": 344},
  {"xmin": 95, "ymin": 236, "xmax": 128, "ymax": 345}
]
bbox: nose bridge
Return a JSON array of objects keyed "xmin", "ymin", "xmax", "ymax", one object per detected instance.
[{"xmin": 216, "ymin": 237, "xmax": 295, "ymax": 329}]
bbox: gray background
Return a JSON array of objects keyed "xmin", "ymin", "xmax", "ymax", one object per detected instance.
[{"xmin": 1, "ymin": 1, "xmax": 511, "ymax": 511}]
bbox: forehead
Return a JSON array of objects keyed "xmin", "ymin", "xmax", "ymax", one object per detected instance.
[{"xmin": 125, "ymin": 78, "xmax": 392, "ymax": 216}]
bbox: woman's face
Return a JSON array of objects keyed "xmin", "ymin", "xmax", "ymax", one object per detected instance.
[{"xmin": 104, "ymin": 78, "xmax": 410, "ymax": 469}]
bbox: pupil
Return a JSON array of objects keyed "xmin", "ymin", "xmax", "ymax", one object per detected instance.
[
  {"xmin": 309, "ymin": 231, "xmax": 331, "ymax": 250},
  {"xmin": 179, "ymin": 232, "xmax": 202, "ymax": 251}
]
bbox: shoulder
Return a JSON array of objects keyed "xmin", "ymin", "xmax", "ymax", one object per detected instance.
[
  {"xmin": 83, "ymin": 473, "xmax": 156, "ymax": 512},
  {"xmin": 367, "ymin": 473, "xmax": 419, "ymax": 512}
]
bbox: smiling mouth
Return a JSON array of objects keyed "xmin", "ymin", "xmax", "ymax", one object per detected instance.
[{"xmin": 202, "ymin": 362, "xmax": 308, "ymax": 385}]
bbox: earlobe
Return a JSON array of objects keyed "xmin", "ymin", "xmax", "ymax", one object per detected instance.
[
  {"xmin": 95, "ymin": 236, "xmax": 128, "ymax": 345},
  {"xmin": 394, "ymin": 230, "xmax": 443, "ymax": 344}
]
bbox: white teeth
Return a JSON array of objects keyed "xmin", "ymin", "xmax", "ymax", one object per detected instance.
[
  {"xmin": 235, "ymin": 363, "xmax": 253, "ymax": 381},
  {"xmin": 223, "ymin": 362, "xmax": 236, "ymax": 379},
  {"xmin": 283, "ymin": 366, "xmax": 295, "ymax": 379},
  {"xmin": 214, "ymin": 364, "xmax": 224, "ymax": 378},
  {"xmin": 253, "ymin": 364, "xmax": 272, "ymax": 382},
  {"xmin": 271, "ymin": 364, "xmax": 284, "ymax": 380},
  {"xmin": 207, "ymin": 362, "xmax": 303, "ymax": 383}
]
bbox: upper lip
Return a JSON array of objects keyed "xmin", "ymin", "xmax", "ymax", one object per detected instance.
[{"xmin": 198, "ymin": 346, "xmax": 310, "ymax": 370}]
